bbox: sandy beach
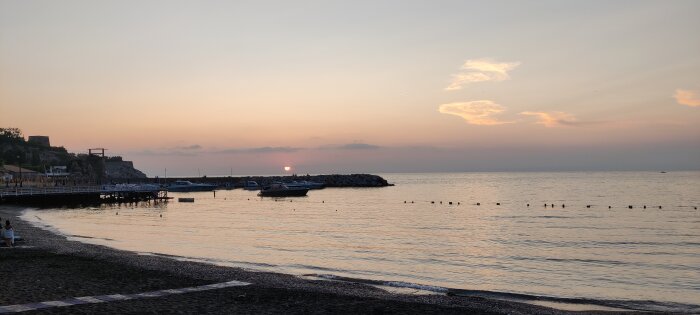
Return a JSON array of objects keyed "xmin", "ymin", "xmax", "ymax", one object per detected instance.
[{"xmin": 0, "ymin": 206, "xmax": 651, "ymax": 314}]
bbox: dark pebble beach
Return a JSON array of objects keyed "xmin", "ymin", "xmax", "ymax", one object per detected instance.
[{"xmin": 0, "ymin": 206, "xmax": 648, "ymax": 314}]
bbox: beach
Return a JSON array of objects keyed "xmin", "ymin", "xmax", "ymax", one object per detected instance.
[{"xmin": 0, "ymin": 205, "xmax": 641, "ymax": 314}]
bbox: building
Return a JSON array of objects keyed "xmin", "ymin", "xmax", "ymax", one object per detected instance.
[
  {"xmin": 1, "ymin": 165, "xmax": 41, "ymax": 180},
  {"xmin": 28, "ymin": 135, "xmax": 51, "ymax": 147}
]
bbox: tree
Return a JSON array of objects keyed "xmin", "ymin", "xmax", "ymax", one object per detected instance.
[{"xmin": 0, "ymin": 128, "xmax": 24, "ymax": 144}]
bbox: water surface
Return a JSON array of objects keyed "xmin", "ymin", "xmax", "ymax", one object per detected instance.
[{"xmin": 24, "ymin": 172, "xmax": 700, "ymax": 312}]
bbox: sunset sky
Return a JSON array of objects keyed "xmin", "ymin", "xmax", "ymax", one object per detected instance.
[{"xmin": 2, "ymin": 0, "xmax": 699, "ymax": 176}]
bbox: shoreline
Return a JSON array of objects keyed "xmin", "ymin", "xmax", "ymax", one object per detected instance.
[{"xmin": 1, "ymin": 206, "xmax": 652, "ymax": 314}]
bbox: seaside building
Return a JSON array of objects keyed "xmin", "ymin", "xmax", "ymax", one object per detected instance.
[
  {"xmin": 46, "ymin": 166, "xmax": 70, "ymax": 177},
  {"xmin": 0, "ymin": 165, "xmax": 41, "ymax": 181}
]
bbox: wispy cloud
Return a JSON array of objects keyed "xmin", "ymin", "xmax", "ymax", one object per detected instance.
[
  {"xmin": 215, "ymin": 146, "xmax": 302, "ymax": 154},
  {"xmin": 520, "ymin": 111, "xmax": 579, "ymax": 127},
  {"xmin": 445, "ymin": 58, "xmax": 521, "ymax": 90},
  {"xmin": 129, "ymin": 149, "xmax": 199, "ymax": 157},
  {"xmin": 674, "ymin": 88, "xmax": 700, "ymax": 107},
  {"xmin": 438, "ymin": 100, "xmax": 513, "ymax": 125},
  {"xmin": 320, "ymin": 143, "xmax": 381, "ymax": 150},
  {"xmin": 176, "ymin": 144, "xmax": 202, "ymax": 150}
]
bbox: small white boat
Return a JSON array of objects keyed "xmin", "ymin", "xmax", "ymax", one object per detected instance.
[
  {"xmin": 284, "ymin": 180, "xmax": 325, "ymax": 190},
  {"xmin": 243, "ymin": 181, "xmax": 261, "ymax": 190},
  {"xmin": 166, "ymin": 180, "xmax": 217, "ymax": 192}
]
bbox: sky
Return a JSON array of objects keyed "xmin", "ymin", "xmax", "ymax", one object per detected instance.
[{"xmin": 1, "ymin": 0, "xmax": 699, "ymax": 176}]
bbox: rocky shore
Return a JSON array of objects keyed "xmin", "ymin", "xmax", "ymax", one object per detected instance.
[{"xmin": 0, "ymin": 206, "xmax": 640, "ymax": 314}]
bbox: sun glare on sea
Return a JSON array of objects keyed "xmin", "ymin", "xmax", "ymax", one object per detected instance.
[{"xmin": 284, "ymin": 166, "xmax": 291, "ymax": 172}]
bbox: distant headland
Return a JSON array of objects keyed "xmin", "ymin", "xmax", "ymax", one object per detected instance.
[{"xmin": 0, "ymin": 128, "xmax": 391, "ymax": 188}]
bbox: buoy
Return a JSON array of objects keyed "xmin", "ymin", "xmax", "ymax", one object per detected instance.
[
  {"xmin": 411, "ymin": 201, "xmax": 414, "ymax": 203},
  {"xmin": 551, "ymin": 204, "xmax": 554, "ymax": 207},
  {"xmin": 431, "ymin": 201, "xmax": 434, "ymax": 204},
  {"xmin": 544, "ymin": 204, "xmax": 547, "ymax": 208},
  {"xmin": 449, "ymin": 202, "xmax": 453, "ymax": 205},
  {"xmin": 643, "ymin": 205, "xmax": 646, "ymax": 209},
  {"xmin": 695, "ymin": 206, "xmax": 697, "ymax": 210},
  {"xmin": 322, "ymin": 201, "xmax": 324, "ymax": 203},
  {"xmin": 659, "ymin": 206, "xmax": 662, "ymax": 209},
  {"xmin": 116, "ymin": 212, "xmax": 118, "ymax": 215},
  {"xmin": 527, "ymin": 203, "xmax": 530, "ymax": 207},
  {"xmin": 159, "ymin": 214, "xmax": 162, "ymax": 217},
  {"xmin": 562, "ymin": 204, "xmax": 565, "ymax": 208},
  {"xmin": 496, "ymin": 202, "xmax": 500, "ymax": 205},
  {"xmin": 477, "ymin": 202, "xmax": 480, "ymax": 206},
  {"xmin": 404, "ymin": 201, "xmax": 406, "ymax": 203},
  {"xmin": 440, "ymin": 201, "xmax": 442, "ymax": 204},
  {"xmin": 586, "ymin": 205, "xmax": 591, "ymax": 208},
  {"xmin": 608, "ymin": 206, "xmax": 611, "ymax": 209},
  {"xmin": 628, "ymin": 205, "xmax": 633, "ymax": 209},
  {"xmin": 458, "ymin": 202, "xmax": 460, "ymax": 205}
]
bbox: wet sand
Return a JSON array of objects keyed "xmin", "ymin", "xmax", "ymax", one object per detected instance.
[{"xmin": 0, "ymin": 206, "xmax": 645, "ymax": 314}]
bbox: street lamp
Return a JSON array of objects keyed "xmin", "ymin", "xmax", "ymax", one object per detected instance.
[{"xmin": 17, "ymin": 155, "xmax": 22, "ymax": 188}]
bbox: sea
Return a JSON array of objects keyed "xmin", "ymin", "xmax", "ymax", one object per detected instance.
[{"xmin": 21, "ymin": 172, "xmax": 700, "ymax": 312}]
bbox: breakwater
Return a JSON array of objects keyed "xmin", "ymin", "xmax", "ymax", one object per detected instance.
[{"xmin": 113, "ymin": 174, "xmax": 392, "ymax": 188}]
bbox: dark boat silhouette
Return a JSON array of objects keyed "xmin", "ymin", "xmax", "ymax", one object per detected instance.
[{"xmin": 258, "ymin": 182, "xmax": 309, "ymax": 197}]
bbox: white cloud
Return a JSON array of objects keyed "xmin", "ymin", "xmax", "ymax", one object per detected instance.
[
  {"xmin": 674, "ymin": 89, "xmax": 700, "ymax": 107},
  {"xmin": 520, "ymin": 111, "xmax": 578, "ymax": 127},
  {"xmin": 438, "ymin": 100, "xmax": 513, "ymax": 125},
  {"xmin": 445, "ymin": 58, "xmax": 521, "ymax": 90}
]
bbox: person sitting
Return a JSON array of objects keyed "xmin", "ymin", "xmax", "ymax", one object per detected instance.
[{"xmin": 3, "ymin": 220, "xmax": 14, "ymax": 247}]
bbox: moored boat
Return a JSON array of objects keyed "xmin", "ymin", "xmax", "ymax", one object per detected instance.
[
  {"xmin": 283, "ymin": 180, "xmax": 325, "ymax": 190},
  {"xmin": 243, "ymin": 180, "xmax": 261, "ymax": 190},
  {"xmin": 258, "ymin": 183, "xmax": 309, "ymax": 197},
  {"xmin": 166, "ymin": 180, "xmax": 217, "ymax": 192}
]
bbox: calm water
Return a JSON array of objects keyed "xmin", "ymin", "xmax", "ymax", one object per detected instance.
[{"xmin": 23, "ymin": 172, "xmax": 700, "ymax": 312}]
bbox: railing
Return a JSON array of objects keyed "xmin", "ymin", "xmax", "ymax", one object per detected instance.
[{"xmin": 0, "ymin": 185, "xmax": 164, "ymax": 198}]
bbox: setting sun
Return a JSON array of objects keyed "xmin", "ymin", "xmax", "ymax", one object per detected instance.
[{"xmin": 284, "ymin": 166, "xmax": 291, "ymax": 172}]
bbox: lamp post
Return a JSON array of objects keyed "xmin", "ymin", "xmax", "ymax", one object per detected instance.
[{"xmin": 17, "ymin": 155, "xmax": 22, "ymax": 188}]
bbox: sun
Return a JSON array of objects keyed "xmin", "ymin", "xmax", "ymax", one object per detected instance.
[{"xmin": 284, "ymin": 166, "xmax": 291, "ymax": 172}]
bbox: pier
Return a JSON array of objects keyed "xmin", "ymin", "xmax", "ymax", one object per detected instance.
[{"xmin": 0, "ymin": 184, "xmax": 168, "ymax": 205}]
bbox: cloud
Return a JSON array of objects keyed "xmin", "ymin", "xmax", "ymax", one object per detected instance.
[
  {"xmin": 216, "ymin": 146, "xmax": 302, "ymax": 154},
  {"xmin": 340, "ymin": 143, "xmax": 380, "ymax": 150},
  {"xmin": 445, "ymin": 58, "xmax": 521, "ymax": 90},
  {"xmin": 129, "ymin": 149, "xmax": 198, "ymax": 157},
  {"xmin": 176, "ymin": 144, "xmax": 202, "ymax": 150},
  {"xmin": 674, "ymin": 89, "xmax": 700, "ymax": 107},
  {"xmin": 438, "ymin": 100, "xmax": 513, "ymax": 125},
  {"xmin": 520, "ymin": 111, "xmax": 579, "ymax": 127}
]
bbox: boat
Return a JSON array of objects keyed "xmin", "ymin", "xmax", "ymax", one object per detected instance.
[
  {"xmin": 283, "ymin": 180, "xmax": 325, "ymax": 190},
  {"xmin": 242, "ymin": 180, "xmax": 261, "ymax": 190},
  {"xmin": 258, "ymin": 183, "xmax": 309, "ymax": 197},
  {"xmin": 166, "ymin": 180, "xmax": 217, "ymax": 192}
]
